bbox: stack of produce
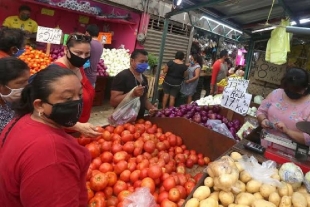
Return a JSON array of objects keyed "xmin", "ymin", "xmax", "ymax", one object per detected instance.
[
  {"xmin": 49, "ymin": 47, "xmax": 64, "ymax": 61},
  {"xmin": 18, "ymin": 46, "xmax": 52, "ymax": 75},
  {"xmin": 96, "ymin": 59, "xmax": 109, "ymax": 77},
  {"xmin": 155, "ymin": 104, "xmax": 242, "ymax": 141},
  {"xmin": 78, "ymin": 119, "xmax": 211, "ymax": 207},
  {"xmin": 196, "ymin": 95, "xmax": 223, "ymax": 106},
  {"xmin": 101, "ymin": 48, "xmax": 130, "ymax": 77},
  {"xmin": 185, "ymin": 152, "xmax": 310, "ymax": 207}
]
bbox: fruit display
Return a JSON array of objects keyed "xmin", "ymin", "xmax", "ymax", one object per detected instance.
[
  {"xmin": 18, "ymin": 46, "xmax": 52, "ymax": 75},
  {"xmin": 101, "ymin": 48, "xmax": 130, "ymax": 77},
  {"xmin": 77, "ymin": 119, "xmax": 211, "ymax": 207},
  {"xmin": 185, "ymin": 151, "xmax": 310, "ymax": 207},
  {"xmin": 155, "ymin": 103, "xmax": 242, "ymax": 141}
]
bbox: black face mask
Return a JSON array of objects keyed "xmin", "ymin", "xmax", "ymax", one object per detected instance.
[
  {"xmin": 67, "ymin": 50, "xmax": 89, "ymax": 68},
  {"xmin": 284, "ymin": 89, "xmax": 304, "ymax": 100},
  {"xmin": 20, "ymin": 14, "xmax": 30, "ymax": 21},
  {"xmin": 45, "ymin": 99, "xmax": 83, "ymax": 127}
]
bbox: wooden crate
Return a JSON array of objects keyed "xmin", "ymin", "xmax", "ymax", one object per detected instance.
[
  {"xmin": 147, "ymin": 76, "xmax": 156, "ymax": 99},
  {"xmin": 93, "ymin": 77, "xmax": 108, "ymax": 106}
]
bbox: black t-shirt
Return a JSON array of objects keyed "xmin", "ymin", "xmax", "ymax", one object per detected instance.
[
  {"xmin": 111, "ymin": 69, "xmax": 148, "ymax": 118},
  {"xmin": 164, "ymin": 60, "xmax": 188, "ymax": 85}
]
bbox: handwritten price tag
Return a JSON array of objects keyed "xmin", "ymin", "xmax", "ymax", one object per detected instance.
[
  {"xmin": 221, "ymin": 88, "xmax": 252, "ymax": 115},
  {"xmin": 226, "ymin": 78, "xmax": 249, "ymax": 92},
  {"xmin": 36, "ymin": 26, "xmax": 62, "ymax": 44}
]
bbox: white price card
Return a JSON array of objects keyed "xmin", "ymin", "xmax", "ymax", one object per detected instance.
[
  {"xmin": 226, "ymin": 78, "xmax": 249, "ymax": 92},
  {"xmin": 221, "ymin": 87, "xmax": 252, "ymax": 115},
  {"xmin": 36, "ymin": 26, "xmax": 62, "ymax": 44}
]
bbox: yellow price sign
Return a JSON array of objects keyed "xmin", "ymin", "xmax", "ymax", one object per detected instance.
[
  {"xmin": 79, "ymin": 16, "xmax": 89, "ymax": 24},
  {"xmin": 41, "ymin": 8, "xmax": 55, "ymax": 16}
]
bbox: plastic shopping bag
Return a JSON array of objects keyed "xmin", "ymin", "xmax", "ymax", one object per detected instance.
[
  {"xmin": 108, "ymin": 87, "xmax": 141, "ymax": 126},
  {"xmin": 123, "ymin": 187, "xmax": 157, "ymax": 207}
]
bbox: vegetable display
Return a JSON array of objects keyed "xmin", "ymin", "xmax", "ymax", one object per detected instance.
[
  {"xmin": 101, "ymin": 48, "xmax": 131, "ymax": 77},
  {"xmin": 155, "ymin": 103, "xmax": 242, "ymax": 141},
  {"xmin": 196, "ymin": 95, "xmax": 223, "ymax": 106},
  {"xmin": 96, "ymin": 59, "xmax": 109, "ymax": 77},
  {"xmin": 78, "ymin": 119, "xmax": 211, "ymax": 207},
  {"xmin": 18, "ymin": 46, "xmax": 52, "ymax": 75},
  {"xmin": 185, "ymin": 151, "xmax": 310, "ymax": 207}
]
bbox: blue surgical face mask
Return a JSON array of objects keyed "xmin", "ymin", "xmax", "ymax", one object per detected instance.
[
  {"xmin": 136, "ymin": 63, "xmax": 149, "ymax": 73},
  {"xmin": 13, "ymin": 48, "xmax": 25, "ymax": 57},
  {"xmin": 190, "ymin": 60, "xmax": 195, "ymax": 65}
]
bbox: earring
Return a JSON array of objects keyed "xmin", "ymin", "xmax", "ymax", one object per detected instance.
[{"xmin": 38, "ymin": 111, "xmax": 43, "ymax": 117}]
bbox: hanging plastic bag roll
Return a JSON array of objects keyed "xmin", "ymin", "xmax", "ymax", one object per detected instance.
[{"xmin": 108, "ymin": 87, "xmax": 141, "ymax": 126}]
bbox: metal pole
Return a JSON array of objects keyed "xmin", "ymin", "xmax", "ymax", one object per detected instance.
[
  {"xmin": 185, "ymin": 27, "xmax": 195, "ymax": 63},
  {"xmin": 286, "ymin": 26, "xmax": 310, "ymax": 35},
  {"xmin": 152, "ymin": 18, "xmax": 169, "ymax": 103},
  {"xmin": 244, "ymin": 41, "xmax": 254, "ymax": 79}
]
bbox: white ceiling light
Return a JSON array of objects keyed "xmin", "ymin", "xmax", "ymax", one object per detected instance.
[
  {"xmin": 177, "ymin": 0, "xmax": 183, "ymax": 6},
  {"xmin": 252, "ymin": 18, "xmax": 310, "ymax": 33},
  {"xmin": 199, "ymin": 16, "xmax": 243, "ymax": 34}
]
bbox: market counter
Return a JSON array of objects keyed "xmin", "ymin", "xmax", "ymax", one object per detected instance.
[{"xmin": 146, "ymin": 117, "xmax": 236, "ymax": 161}]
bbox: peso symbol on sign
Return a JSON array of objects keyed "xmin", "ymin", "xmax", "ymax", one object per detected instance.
[
  {"xmin": 36, "ymin": 26, "xmax": 62, "ymax": 44},
  {"xmin": 220, "ymin": 88, "xmax": 252, "ymax": 115}
]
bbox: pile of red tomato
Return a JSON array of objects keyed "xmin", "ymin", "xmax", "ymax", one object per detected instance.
[{"xmin": 78, "ymin": 119, "xmax": 210, "ymax": 207}]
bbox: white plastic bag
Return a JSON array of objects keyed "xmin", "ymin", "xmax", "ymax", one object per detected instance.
[
  {"xmin": 213, "ymin": 123, "xmax": 234, "ymax": 139},
  {"xmin": 108, "ymin": 87, "xmax": 141, "ymax": 126},
  {"xmin": 238, "ymin": 155, "xmax": 281, "ymax": 187},
  {"xmin": 123, "ymin": 187, "xmax": 157, "ymax": 207}
]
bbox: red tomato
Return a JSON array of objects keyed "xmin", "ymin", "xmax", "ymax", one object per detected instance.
[
  {"xmin": 176, "ymin": 174, "xmax": 187, "ymax": 186},
  {"xmin": 92, "ymin": 157, "xmax": 102, "ymax": 169},
  {"xmin": 168, "ymin": 188, "xmax": 181, "ymax": 202},
  {"xmin": 86, "ymin": 142, "xmax": 101, "ymax": 159},
  {"xmin": 130, "ymin": 170, "xmax": 141, "ymax": 183},
  {"xmin": 141, "ymin": 177, "xmax": 156, "ymax": 193},
  {"xmin": 117, "ymin": 190, "xmax": 131, "ymax": 202},
  {"xmin": 134, "ymin": 139, "xmax": 144, "ymax": 148},
  {"xmin": 77, "ymin": 137, "xmax": 91, "ymax": 146},
  {"xmin": 90, "ymin": 172, "xmax": 108, "ymax": 192},
  {"xmin": 113, "ymin": 151, "xmax": 128, "ymax": 163},
  {"xmin": 176, "ymin": 165, "xmax": 186, "ymax": 174},
  {"xmin": 91, "ymin": 170, "xmax": 102, "ymax": 177},
  {"xmin": 168, "ymin": 134, "xmax": 177, "ymax": 147},
  {"xmin": 185, "ymin": 159, "xmax": 194, "ymax": 168},
  {"xmin": 133, "ymin": 132, "xmax": 141, "ymax": 139},
  {"xmin": 163, "ymin": 176, "xmax": 176, "ymax": 191},
  {"xmin": 133, "ymin": 147, "xmax": 143, "ymax": 157},
  {"xmin": 89, "ymin": 195, "xmax": 106, "ymax": 207},
  {"xmin": 127, "ymin": 162, "xmax": 137, "ymax": 172},
  {"xmin": 102, "ymin": 131, "xmax": 112, "ymax": 141},
  {"xmin": 175, "ymin": 185, "xmax": 186, "ymax": 199},
  {"xmin": 87, "ymin": 187, "xmax": 94, "ymax": 201},
  {"xmin": 156, "ymin": 142, "xmax": 166, "ymax": 151},
  {"xmin": 111, "ymin": 133, "xmax": 121, "ymax": 142},
  {"xmin": 161, "ymin": 199, "xmax": 177, "ymax": 207},
  {"xmin": 106, "ymin": 196, "xmax": 118, "ymax": 206},
  {"xmin": 127, "ymin": 125, "xmax": 136, "ymax": 134},
  {"xmin": 174, "ymin": 154, "xmax": 186, "ymax": 164},
  {"xmin": 114, "ymin": 160, "xmax": 128, "ymax": 175},
  {"xmin": 194, "ymin": 173, "xmax": 203, "ymax": 183},
  {"xmin": 177, "ymin": 199, "xmax": 185, "ymax": 207},
  {"xmin": 100, "ymin": 151, "xmax": 113, "ymax": 163},
  {"xmin": 104, "ymin": 186, "xmax": 113, "ymax": 198},
  {"xmin": 114, "ymin": 125, "xmax": 125, "ymax": 135},
  {"xmin": 204, "ymin": 156, "xmax": 210, "ymax": 164},
  {"xmin": 158, "ymin": 191, "xmax": 169, "ymax": 203},
  {"xmin": 120, "ymin": 170, "xmax": 131, "ymax": 182},
  {"xmin": 133, "ymin": 180, "xmax": 142, "ymax": 188},
  {"xmin": 99, "ymin": 163, "xmax": 114, "ymax": 173},
  {"xmin": 105, "ymin": 126, "xmax": 114, "ymax": 133},
  {"xmin": 188, "ymin": 154, "xmax": 198, "ymax": 164},
  {"xmin": 106, "ymin": 172, "xmax": 117, "ymax": 187},
  {"xmin": 161, "ymin": 173, "xmax": 170, "ymax": 181},
  {"xmin": 184, "ymin": 181, "xmax": 196, "ymax": 195},
  {"xmin": 121, "ymin": 133, "xmax": 134, "ymax": 143},
  {"xmin": 137, "ymin": 119, "xmax": 145, "ymax": 124},
  {"xmin": 174, "ymin": 147, "xmax": 183, "ymax": 154},
  {"xmin": 123, "ymin": 141, "xmax": 135, "ymax": 154},
  {"xmin": 111, "ymin": 143, "xmax": 123, "ymax": 154},
  {"xmin": 176, "ymin": 136, "xmax": 182, "ymax": 146},
  {"xmin": 197, "ymin": 158, "xmax": 205, "ymax": 166},
  {"xmin": 197, "ymin": 153, "xmax": 203, "ymax": 159},
  {"xmin": 113, "ymin": 180, "xmax": 128, "ymax": 196},
  {"xmin": 181, "ymin": 145, "xmax": 186, "ymax": 150},
  {"xmin": 143, "ymin": 140, "xmax": 156, "ymax": 153}
]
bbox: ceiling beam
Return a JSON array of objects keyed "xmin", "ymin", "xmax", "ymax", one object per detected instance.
[
  {"xmin": 242, "ymin": 18, "xmax": 282, "ymax": 29},
  {"xmin": 221, "ymin": 5, "xmax": 282, "ymax": 20},
  {"xmin": 165, "ymin": 0, "xmax": 229, "ymax": 18},
  {"xmin": 277, "ymin": 0, "xmax": 300, "ymax": 26}
]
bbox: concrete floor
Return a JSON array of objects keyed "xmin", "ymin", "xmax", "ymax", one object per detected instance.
[{"xmin": 88, "ymin": 103, "xmax": 114, "ymax": 127}]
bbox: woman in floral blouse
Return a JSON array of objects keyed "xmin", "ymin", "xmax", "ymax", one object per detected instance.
[
  {"xmin": 257, "ymin": 68, "xmax": 310, "ymax": 148},
  {"xmin": 0, "ymin": 57, "xmax": 30, "ymax": 133}
]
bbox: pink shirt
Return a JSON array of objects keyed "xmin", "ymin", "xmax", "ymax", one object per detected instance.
[{"xmin": 257, "ymin": 89, "xmax": 310, "ymax": 146}]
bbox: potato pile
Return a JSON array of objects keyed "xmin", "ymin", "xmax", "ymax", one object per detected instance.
[{"xmin": 185, "ymin": 152, "xmax": 310, "ymax": 207}]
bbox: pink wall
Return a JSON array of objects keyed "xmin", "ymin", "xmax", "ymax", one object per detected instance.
[{"xmin": 0, "ymin": 0, "xmax": 141, "ymax": 52}]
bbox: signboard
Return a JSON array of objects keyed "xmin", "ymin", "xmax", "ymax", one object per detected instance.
[
  {"xmin": 253, "ymin": 52, "xmax": 287, "ymax": 85},
  {"xmin": 221, "ymin": 88, "xmax": 252, "ymax": 115},
  {"xmin": 36, "ymin": 26, "xmax": 62, "ymax": 44},
  {"xmin": 98, "ymin": 32, "xmax": 112, "ymax": 44},
  {"xmin": 226, "ymin": 78, "xmax": 249, "ymax": 92}
]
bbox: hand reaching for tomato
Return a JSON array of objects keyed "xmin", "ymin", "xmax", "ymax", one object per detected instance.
[{"xmin": 71, "ymin": 122, "xmax": 102, "ymax": 138}]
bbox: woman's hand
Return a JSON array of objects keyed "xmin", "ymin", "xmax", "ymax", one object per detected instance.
[
  {"xmin": 73, "ymin": 122, "xmax": 101, "ymax": 138},
  {"xmin": 261, "ymin": 119, "xmax": 271, "ymax": 128},
  {"xmin": 275, "ymin": 122, "xmax": 288, "ymax": 134}
]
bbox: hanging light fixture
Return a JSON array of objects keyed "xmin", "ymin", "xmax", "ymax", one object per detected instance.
[{"xmin": 173, "ymin": 0, "xmax": 183, "ymax": 8}]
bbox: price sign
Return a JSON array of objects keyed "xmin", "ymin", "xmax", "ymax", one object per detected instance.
[
  {"xmin": 226, "ymin": 78, "xmax": 249, "ymax": 92},
  {"xmin": 36, "ymin": 26, "xmax": 62, "ymax": 44},
  {"xmin": 221, "ymin": 87, "xmax": 252, "ymax": 115}
]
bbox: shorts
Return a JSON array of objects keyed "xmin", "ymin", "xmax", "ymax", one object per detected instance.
[{"xmin": 162, "ymin": 82, "xmax": 181, "ymax": 97}]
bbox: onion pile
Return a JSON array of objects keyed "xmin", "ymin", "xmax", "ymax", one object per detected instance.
[
  {"xmin": 97, "ymin": 59, "xmax": 109, "ymax": 77},
  {"xmin": 50, "ymin": 46, "xmax": 65, "ymax": 61},
  {"xmin": 101, "ymin": 48, "xmax": 130, "ymax": 77},
  {"xmin": 155, "ymin": 103, "xmax": 242, "ymax": 141}
]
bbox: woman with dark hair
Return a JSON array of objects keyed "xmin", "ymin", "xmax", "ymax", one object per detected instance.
[
  {"xmin": 55, "ymin": 33, "xmax": 100, "ymax": 137},
  {"xmin": 0, "ymin": 57, "xmax": 30, "ymax": 133},
  {"xmin": 180, "ymin": 54, "xmax": 202, "ymax": 104},
  {"xmin": 0, "ymin": 27, "xmax": 26, "ymax": 58},
  {"xmin": 257, "ymin": 68, "xmax": 310, "ymax": 148},
  {"xmin": 0, "ymin": 65, "xmax": 91, "ymax": 206},
  {"xmin": 162, "ymin": 51, "xmax": 188, "ymax": 109}
]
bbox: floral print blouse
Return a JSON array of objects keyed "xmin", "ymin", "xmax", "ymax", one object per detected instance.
[
  {"xmin": 0, "ymin": 103, "xmax": 15, "ymax": 134},
  {"xmin": 257, "ymin": 89, "xmax": 310, "ymax": 146}
]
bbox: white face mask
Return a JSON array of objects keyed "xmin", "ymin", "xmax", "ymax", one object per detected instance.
[{"xmin": 0, "ymin": 86, "xmax": 24, "ymax": 103}]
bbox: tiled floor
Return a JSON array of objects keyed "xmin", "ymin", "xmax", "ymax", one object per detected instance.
[{"xmin": 88, "ymin": 102, "xmax": 114, "ymax": 127}]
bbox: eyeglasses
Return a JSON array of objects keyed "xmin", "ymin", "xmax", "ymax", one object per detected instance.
[{"xmin": 66, "ymin": 34, "xmax": 92, "ymax": 45}]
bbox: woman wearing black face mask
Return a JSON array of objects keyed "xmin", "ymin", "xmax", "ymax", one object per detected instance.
[
  {"xmin": 0, "ymin": 65, "xmax": 91, "ymax": 206},
  {"xmin": 54, "ymin": 33, "xmax": 100, "ymax": 138},
  {"xmin": 257, "ymin": 68, "xmax": 310, "ymax": 150}
]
